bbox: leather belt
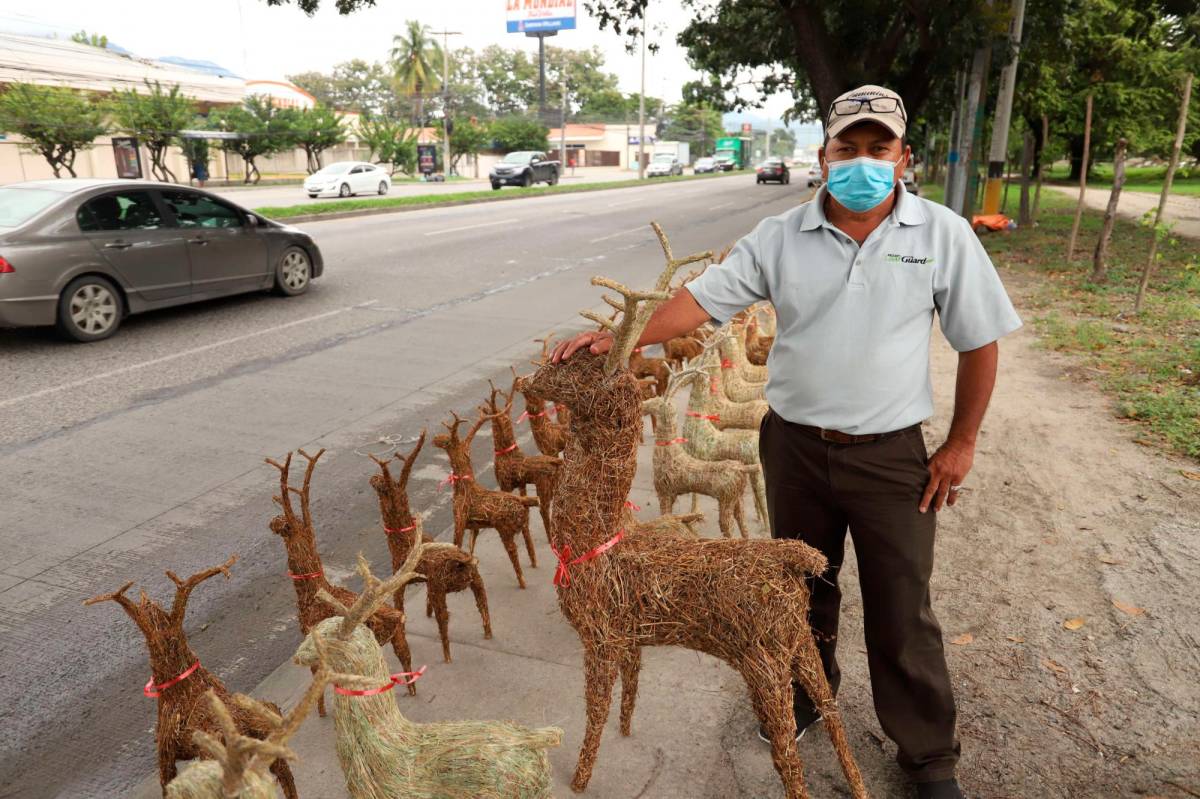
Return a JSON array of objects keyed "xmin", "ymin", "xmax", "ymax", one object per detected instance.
[{"xmin": 794, "ymin": 422, "xmax": 919, "ymax": 445}]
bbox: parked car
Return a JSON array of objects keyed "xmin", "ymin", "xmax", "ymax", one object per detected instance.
[
  {"xmin": 646, "ymin": 153, "xmax": 683, "ymax": 178},
  {"xmin": 756, "ymin": 158, "xmax": 790, "ymax": 185},
  {"xmin": 303, "ymin": 161, "xmax": 390, "ymax": 198},
  {"xmin": 806, "ymin": 164, "xmax": 824, "ymax": 188},
  {"xmin": 490, "ymin": 151, "xmax": 560, "ymax": 189},
  {"xmin": 713, "ymin": 155, "xmax": 737, "ymax": 172},
  {"xmin": 693, "ymin": 157, "xmax": 718, "ymax": 174},
  {"xmin": 0, "ymin": 179, "xmax": 323, "ymax": 342},
  {"xmin": 903, "ymin": 167, "xmax": 920, "ymax": 195}
]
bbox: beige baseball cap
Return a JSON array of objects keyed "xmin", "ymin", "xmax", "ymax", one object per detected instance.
[{"xmin": 825, "ymin": 85, "xmax": 907, "ymax": 140}]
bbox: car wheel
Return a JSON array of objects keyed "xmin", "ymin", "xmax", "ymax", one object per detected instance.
[
  {"xmin": 491, "ymin": 182, "xmax": 501, "ymax": 191},
  {"xmin": 521, "ymin": 172, "xmax": 533, "ymax": 188},
  {"xmin": 378, "ymin": 181, "xmax": 388, "ymax": 195},
  {"xmin": 57, "ymin": 275, "xmax": 123, "ymax": 342},
  {"xmin": 784, "ymin": 174, "xmax": 790, "ymax": 184},
  {"xmin": 338, "ymin": 183, "xmax": 350, "ymax": 198},
  {"xmin": 275, "ymin": 246, "xmax": 311, "ymax": 297},
  {"xmin": 307, "ymin": 193, "xmax": 318, "ymax": 198},
  {"xmin": 548, "ymin": 171, "xmax": 559, "ymax": 186}
]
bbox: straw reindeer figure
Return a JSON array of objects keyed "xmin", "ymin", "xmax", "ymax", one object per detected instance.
[
  {"xmin": 368, "ymin": 433, "xmax": 492, "ymax": 664},
  {"xmin": 431, "ymin": 411, "xmax": 540, "ymax": 588},
  {"xmin": 642, "ymin": 364, "xmax": 756, "ymax": 539},
  {"xmin": 265, "ymin": 449, "xmax": 418, "ymax": 713},
  {"xmin": 165, "ymin": 669, "xmax": 329, "ymax": 799},
  {"xmin": 720, "ymin": 318, "xmax": 769, "ymax": 384},
  {"xmin": 744, "ymin": 312, "xmax": 775, "ymax": 366},
  {"xmin": 293, "ymin": 540, "xmax": 563, "ymax": 799},
  {"xmin": 84, "ymin": 557, "xmax": 299, "ymax": 799},
  {"xmin": 517, "ymin": 340, "xmax": 571, "ymax": 457},
  {"xmin": 517, "ymin": 221, "xmax": 867, "ymax": 799},
  {"xmin": 692, "ymin": 339, "xmax": 769, "ymax": 431},
  {"xmin": 481, "ymin": 377, "xmax": 562, "ymax": 539}
]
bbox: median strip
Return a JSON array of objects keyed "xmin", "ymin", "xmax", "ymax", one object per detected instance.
[{"xmin": 253, "ymin": 171, "xmax": 745, "ymax": 223}]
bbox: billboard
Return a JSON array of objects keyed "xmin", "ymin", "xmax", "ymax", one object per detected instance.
[
  {"xmin": 111, "ymin": 137, "xmax": 142, "ymax": 179},
  {"xmin": 506, "ymin": 0, "xmax": 576, "ymax": 33}
]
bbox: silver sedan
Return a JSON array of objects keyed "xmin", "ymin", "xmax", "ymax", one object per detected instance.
[{"xmin": 0, "ymin": 179, "xmax": 324, "ymax": 341}]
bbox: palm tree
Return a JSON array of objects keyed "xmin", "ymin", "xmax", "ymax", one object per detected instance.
[{"xmin": 390, "ymin": 20, "xmax": 443, "ymax": 126}]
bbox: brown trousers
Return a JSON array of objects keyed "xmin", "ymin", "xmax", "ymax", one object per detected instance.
[{"xmin": 759, "ymin": 409, "xmax": 960, "ymax": 783}]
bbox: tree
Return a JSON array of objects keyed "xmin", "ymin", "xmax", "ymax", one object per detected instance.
[
  {"xmin": 546, "ymin": 45, "xmax": 621, "ymax": 117},
  {"xmin": 660, "ymin": 102, "xmax": 724, "ymax": 156},
  {"xmin": 0, "ymin": 83, "xmax": 107, "ymax": 177},
  {"xmin": 682, "ymin": 75, "xmax": 735, "ymax": 111},
  {"xmin": 473, "ymin": 45, "xmax": 540, "ymax": 116},
  {"xmin": 287, "ymin": 104, "xmax": 346, "ymax": 173},
  {"xmin": 210, "ymin": 95, "xmax": 294, "ymax": 184},
  {"xmin": 288, "ymin": 60, "xmax": 403, "ymax": 116},
  {"xmin": 179, "ymin": 114, "xmax": 212, "ymax": 184},
  {"xmin": 71, "ymin": 30, "xmax": 108, "ymax": 48},
  {"xmin": 390, "ymin": 20, "xmax": 443, "ymax": 125},
  {"xmin": 265, "ymin": 0, "xmax": 373, "ymax": 12},
  {"xmin": 108, "ymin": 80, "xmax": 196, "ymax": 182},
  {"xmin": 488, "ymin": 116, "xmax": 549, "ymax": 152},
  {"xmin": 577, "ymin": 87, "xmax": 628, "ymax": 120},
  {"xmin": 437, "ymin": 116, "xmax": 490, "ymax": 172},
  {"xmin": 357, "ymin": 114, "xmax": 418, "ymax": 176}
]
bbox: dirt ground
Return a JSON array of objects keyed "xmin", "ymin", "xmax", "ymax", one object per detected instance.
[{"xmin": 846, "ymin": 269, "xmax": 1200, "ymax": 798}]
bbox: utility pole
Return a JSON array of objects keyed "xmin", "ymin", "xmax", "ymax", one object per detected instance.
[
  {"xmin": 765, "ymin": 118, "xmax": 771, "ymax": 160},
  {"xmin": 525, "ymin": 30, "xmax": 558, "ymax": 125},
  {"xmin": 982, "ymin": 0, "xmax": 1026, "ymax": 214},
  {"xmin": 944, "ymin": 67, "xmax": 966, "ymax": 200},
  {"xmin": 431, "ymin": 29, "xmax": 461, "ymax": 178},
  {"xmin": 560, "ymin": 69, "xmax": 568, "ymax": 174},
  {"xmin": 951, "ymin": 38, "xmax": 991, "ymax": 217},
  {"xmin": 637, "ymin": 7, "xmax": 647, "ymax": 180}
]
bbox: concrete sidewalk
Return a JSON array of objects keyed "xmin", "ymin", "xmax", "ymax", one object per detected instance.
[
  {"xmin": 129, "ymin": 408, "xmax": 893, "ymax": 799},
  {"xmin": 1049, "ymin": 185, "xmax": 1200, "ymax": 238}
]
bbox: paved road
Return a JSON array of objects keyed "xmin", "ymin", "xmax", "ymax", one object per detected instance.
[
  {"xmin": 0, "ymin": 174, "xmax": 808, "ymax": 798},
  {"xmin": 213, "ymin": 166, "xmax": 645, "ymax": 210},
  {"xmin": 1049, "ymin": 184, "xmax": 1200, "ymax": 239}
]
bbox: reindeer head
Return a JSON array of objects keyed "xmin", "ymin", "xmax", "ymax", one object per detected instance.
[
  {"xmin": 369, "ymin": 431, "xmax": 425, "ymax": 521},
  {"xmin": 430, "ymin": 411, "xmax": 486, "ymax": 459},
  {"xmin": 265, "ymin": 449, "xmax": 326, "ymax": 541},
  {"xmin": 641, "ymin": 362, "xmax": 706, "ymax": 423}
]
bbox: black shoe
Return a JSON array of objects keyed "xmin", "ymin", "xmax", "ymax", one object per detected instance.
[
  {"xmin": 756, "ymin": 705, "xmax": 823, "ymax": 744},
  {"xmin": 916, "ymin": 778, "xmax": 964, "ymax": 799}
]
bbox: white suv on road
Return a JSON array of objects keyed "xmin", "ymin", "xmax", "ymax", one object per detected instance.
[{"xmin": 304, "ymin": 162, "xmax": 391, "ymax": 198}]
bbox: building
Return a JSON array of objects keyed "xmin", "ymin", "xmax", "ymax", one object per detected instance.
[{"xmin": 546, "ymin": 122, "xmax": 659, "ymax": 170}]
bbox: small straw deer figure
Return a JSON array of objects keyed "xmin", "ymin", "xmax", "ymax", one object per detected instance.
[
  {"xmin": 266, "ymin": 449, "xmax": 418, "ymax": 712},
  {"xmin": 293, "ymin": 540, "xmax": 563, "ymax": 799},
  {"xmin": 693, "ymin": 340, "xmax": 769, "ymax": 431},
  {"xmin": 744, "ymin": 312, "xmax": 774, "ymax": 366},
  {"xmin": 481, "ymin": 377, "xmax": 562, "ymax": 540},
  {"xmin": 165, "ymin": 670, "xmax": 329, "ymax": 799},
  {"xmin": 720, "ymin": 318, "xmax": 769, "ymax": 384},
  {"xmin": 642, "ymin": 365, "xmax": 756, "ymax": 539},
  {"xmin": 84, "ymin": 556, "xmax": 299, "ymax": 799},
  {"xmin": 432, "ymin": 411, "xmax": 540, "ymax": 588},
  {"xmin": 368, "ymin": 433, "xmax": 492, "ymax": 663},
  {"xmin": 517, "ymin": 221, "xmax": 867, "ymax": 799}
]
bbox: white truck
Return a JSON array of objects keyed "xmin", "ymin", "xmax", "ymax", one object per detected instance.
[{"xmin": 652, "ymin": 141, "xmax": 691, "ymax": 167}]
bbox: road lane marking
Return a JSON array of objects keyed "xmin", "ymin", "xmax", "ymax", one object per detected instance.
[
  {"xmin": 0, "ymin": 301, "xmax": 380, "ymax": 410},
  {"xmin": 589, "ymin": 224, "xmax": 647, "ymax": 244},
  {"xmin": 709, "ymin": 201, "xmax": 733, "ymax": 210},
  {"xmin": 424, "ymin": 218, "xmax": 517, "ymax": 237}
]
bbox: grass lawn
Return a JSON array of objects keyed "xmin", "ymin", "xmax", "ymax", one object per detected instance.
[
  {"xmin": 1045, "ymin": 163, "xmax": 1200, "ymax": 197},
  {"xmin": 254, "ymin": 170, "xmax": 743, "ymax": 220},
  {"xmin": 967, "ymin": 190, "xmax": 1200, "ymax": 460}
]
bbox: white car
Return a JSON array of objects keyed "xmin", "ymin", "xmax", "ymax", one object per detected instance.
[
  {"xmin": 303, "ymin": 162, "xmax": 391, "ymax": 198},
  {"xmin": 646, "ymin": 154, "xmax": 683, "ymax": 177}
]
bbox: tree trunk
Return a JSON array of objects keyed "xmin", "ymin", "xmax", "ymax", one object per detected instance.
[
  {"xmin": 1001, "ymin": 153, "xmax": 1013, "ymax": 214},
  {"xmin": 1018, "ymin": 128, "xmax": 1034, "ymax": 227},
  {"xmin": 1066, "ymin": 91, "xmax": 1094, "ymax": 261},
  {"xmin": 1135, "ymin": 72, "xmax": 1193, "ymax": 314},
  {"xmin": 1032, "ymin": 113, "xmax": 1047, "ymax": 223},
  {"xmin": 1090, "ymin": 138, "xmax": 1127, "ymax": 283}
]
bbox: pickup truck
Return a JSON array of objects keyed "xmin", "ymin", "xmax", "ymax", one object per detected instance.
[{"xmin": 490, "ymin": 151, "xmax": 561, "ymax": 189}]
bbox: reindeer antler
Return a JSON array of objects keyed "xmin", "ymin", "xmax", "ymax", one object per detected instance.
[
  {"xmin": 83, "ymin": 580, "xmax": 153, "ymax": 635},
  {"xmin": 663, "ymin": 360, "xmax": 708, "ymax": 402},
  {"xmin": 371, "ymin": 430, "xmax": 426, "ymax": 492},
  {"xmin": 287, "ymin": 449, "xmax": 325, "ymax": 534},
  {"xmin": 265, "ymin": 452, "xmax": 299, "ymax": 531},
  {"xmin": 166, "ymin": 554, "xmax": 237, "ymax": 624},
  {"xmin": 464, "ymin": 407, "xmax": 488, "ymax": 446}
]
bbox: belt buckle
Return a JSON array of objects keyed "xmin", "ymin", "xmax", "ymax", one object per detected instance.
[{"xmin": 819, "ymin": 428, "xmax": 843, "ymax": 443}]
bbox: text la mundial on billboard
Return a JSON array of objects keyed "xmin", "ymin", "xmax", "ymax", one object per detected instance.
[{"xmin": 506, "ymin": 0, "xmax": 577, "ymax": 33}]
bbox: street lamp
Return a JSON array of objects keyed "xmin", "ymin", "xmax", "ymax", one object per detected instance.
[
  {"xmin": 431, "ymin": 29, "xmax": 462, "ymax": 179},
  {"xmin": 637, "ymin": 7, "xmax": 647, "ymax": 180}
]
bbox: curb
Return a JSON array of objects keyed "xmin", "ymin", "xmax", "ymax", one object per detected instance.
[{"xmin": 257, "ymin": 172, "xmax": 746, "ymax": 225}]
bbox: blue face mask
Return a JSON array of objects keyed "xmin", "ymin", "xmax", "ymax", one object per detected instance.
[{"xmin": 825, "ymin": 156, "xmax": 899, "ymax": 212}]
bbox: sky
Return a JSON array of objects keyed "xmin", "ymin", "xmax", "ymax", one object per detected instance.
[{"xmin": 0, "ymin": 0, "xmax": 807, "ymax": 125}]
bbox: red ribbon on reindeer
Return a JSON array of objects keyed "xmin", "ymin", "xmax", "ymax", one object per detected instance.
[
  {"xmin": 655, "ymin": 437, "xmax": 687, "ymax": 447},
  {"xmin": 494, "ymin": 443, "xmax": 519, "ymax": 455},
  {"xmin": 384, "ymin": 524, "xmax": 416, "ymax": 535},
  {"xmin": 720, "ymin": 359, "xmax": 734, "ymax": 369},
  {"xmin": 333, "ymin": 665, "xmax": 427, "ymax": 696},
  {"xmin": 552, "ymin": 530, "xmax": 624, "ymax": 587},
  {"xmin": 143, "ymin": 661, "xmax": 201, "ymax": 698},
  {"xmin": 288, "ymin": 569, "xmax": 323, "ymax": 581},
  {"xmin": 710, "ymin": 376, "xmax": 720, "ymax": 395},
  {"xmin": 686, "ymin": 411, "xmax": 721, "ymax": 421},
  {"xmin": 439, "ymin": 472, "xmax": 472, "ymax": 490},
  {"xmin": 624, "ymin": 500, "xmax": 641, "ymax": 511},
  {"xmin": 516, "ymin": 410, "xmax": 546, "ymax": 423}
]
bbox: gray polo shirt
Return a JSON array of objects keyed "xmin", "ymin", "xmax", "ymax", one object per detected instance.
[{"xmin": 686, "ymin": 184, "xmax": 1022, "ymax": 435}]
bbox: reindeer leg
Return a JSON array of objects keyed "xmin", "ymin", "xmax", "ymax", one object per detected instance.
[
  {"xmin": 392, "ymin": 628, "xmax": 418, "ymax": 697},
  {"xmin": 571, "ymin": 642, "xmax": 620, "ymax": 793},
  {"xmin": 734, "ymin": 493, "xmax": 749, "ymax": 539},
  {"xmin": 618, "ymin": 645, "xmax": 642, "ymax": 736},
  {"xmin": 749, "ymin": 660, "xmax": 809, "ymax": 799},
  {"xmin": 469, "ymin": 528, "xmax": 479, "ymax": 554},
  {"xmin": 468, "ymin": 564, "xmax": 493, "ymax": 639},
  {"xmin": 535, "ymin": 477, "xmax": 554, "ymax": 544},
  {"xmin": 311, "ymin": 663, "xmax": 327, "ymax": 717},
  {"xmin": 157, "ymin": 742, "xmax": 178, "ymax": 798},
  {"xmin": 750, "ymin": 469, "xmax": 768, "ymax": 524},
  {"xmin": 500, "ymin": 530, "xmax": 527, "ymax": 589},
  {"xmin": 793, "ymin": 636, "xmax": 868, "ymax": 799},
  {"xmin": 269, "ymin": 756, "xmax": 299, "ymax": 799},
  {"xmin": 718, "ymin": 496, "xmax": 734, "ymax": 539},
  {"xmin": 431, "ymin": 589, "xmax": 453, "ymax": 663},
  {"xmin": 519, "ymin": 513, "xmax": 538, "ymax": 568},
  {"xmin": 453, "ymin": 503, "xmax": 467, "ymax": 549}
]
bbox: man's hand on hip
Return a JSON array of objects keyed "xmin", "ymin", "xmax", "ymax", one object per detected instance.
[{"xmin": 919, "ymin": 439, "xmax": 975, "ymax": 513}]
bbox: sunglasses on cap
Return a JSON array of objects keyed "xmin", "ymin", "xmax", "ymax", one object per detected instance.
[{"xmin": 828, "ymin": 96, "xmax": 908, "ymax": 122}]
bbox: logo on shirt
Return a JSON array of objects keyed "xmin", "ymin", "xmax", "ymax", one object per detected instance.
[{"xmin": 886, "ymin": 253, "xmax": 935, "ymax": 265}]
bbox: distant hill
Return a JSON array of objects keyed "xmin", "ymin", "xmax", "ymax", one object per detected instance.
[
  {"xmin": 721, "ymin": 111, "xmax": 823, "ymax": 144},
  {"xmin": 156, "ymin": 56, "xmax": 240, "ymax": 78}
]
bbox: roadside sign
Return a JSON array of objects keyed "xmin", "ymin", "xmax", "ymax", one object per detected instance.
[
  {"xmin": 507, "ymin": 0, "xmax": 577, "ymax": 33},
  {"xmin": 417, "ymin": 143, "xmax": 438, "ymax": 175},
  {"xmin": 741, "ymin": 122, "xmax": 752, "ymax": 133},
  {"xmin": 111, "ymin": 136, "xmax": 142, "ymax": 179}
]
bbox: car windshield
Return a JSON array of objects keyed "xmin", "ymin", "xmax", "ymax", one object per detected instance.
[
  {"xmin": 652, "ymin": 154, "xmax": 674, "ymax": 162},
  {"xmin": 314, "ymin": 163, "xmax": 353, "ymax": 176},
  {"xmin": 503, "ymin": 152, "xmax": 536, "ymax": 164},
  {"xmin": 0, "ymin": 187, "xmax": 62, "ymax": 229}
]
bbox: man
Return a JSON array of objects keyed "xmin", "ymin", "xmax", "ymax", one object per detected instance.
[{"xmin": 552, "ymin": 85, "xmax": 1021, "ymax": 798}]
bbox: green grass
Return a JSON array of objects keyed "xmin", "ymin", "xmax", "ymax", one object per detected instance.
[
  {"xmin": 254, "ymin": 171, "xmax": 744, "ymax": 220},
  {"xmin": 969, "ymin": 187, "xmax": 1200, "ymax": 459},
  {"xmin": 1045, "ymin": 162, "xmax": 1200, "ymax": 196}
]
